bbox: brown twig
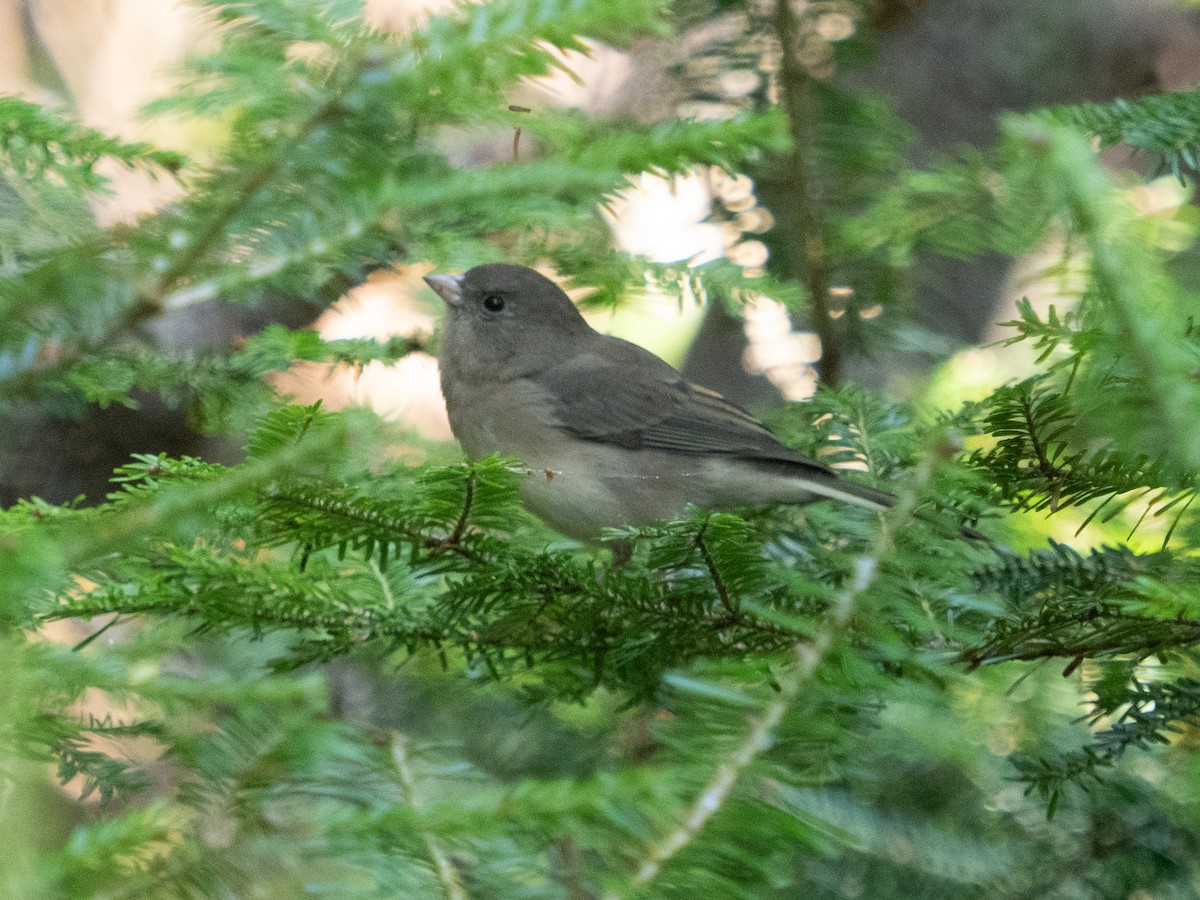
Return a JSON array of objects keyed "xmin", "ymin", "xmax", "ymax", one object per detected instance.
[
  {"xmin": 694, "ymin": 519, "xmax": 736, "ymax": 612},
  {"xmin": 450, "ymin": 470, "xmax": 476, "ymax": 545},
  {"xmin": 508, "ymin": 105, "xmax": 531, "ymax": 163},
  {"xmin": 772, "ymin": 0, "xmax": 840, "ymax": 386}
]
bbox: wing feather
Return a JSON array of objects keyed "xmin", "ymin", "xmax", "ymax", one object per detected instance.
[{"xmin": 537, "ymin": 336, "xmax": 835, "ymax": 474}]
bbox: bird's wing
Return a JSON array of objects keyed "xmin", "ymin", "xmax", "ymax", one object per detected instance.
[{"xmin": 536, "ymin": 337, "xmax": 836, "ymax": 472}]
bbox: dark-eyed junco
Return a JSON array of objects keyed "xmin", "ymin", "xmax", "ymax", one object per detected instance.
[{"xmin": 425, "ymin": 263, "xmax": 901, "ymax": 543}]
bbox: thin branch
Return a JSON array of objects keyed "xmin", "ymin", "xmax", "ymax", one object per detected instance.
[
  {"xmin": 149, "ymin": 100, "xmax": 344, "ymax": 303},
  {"xmin": 694, "ymin": 518, "xmax": 735, "ymax": 612},
  {"xmin": 259, "ymin": 488, "xmax": 486, "ymax": 562},
  {"xmin": 450, "ymin": 470, "xmax": 476, "ymax": 545},
  {"xmin": 617, "ymin": 454, "xmax": 935, "ymax": 896},
  {"xmin": 621, "ymin": 563, "xmax": 878, "ymax": 895},
  {"xmin": 961, "ymin": 618, "xmax": 1200, "ymax": 670},
  {"xmin": 772, "ymin": 0, "xmax": 840, "ymax": 385},
  {"xmin": 1020, "ymin": 391, "xmax": 1064, "ymax": 508},
  {"xmin": 391, "ymin": 734, "xmax": 468, "ymax": 900}
]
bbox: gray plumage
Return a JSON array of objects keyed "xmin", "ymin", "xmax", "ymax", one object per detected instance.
[{"xmin": 426, "ymin": 263, "xmax": 895, "ymax": 542}]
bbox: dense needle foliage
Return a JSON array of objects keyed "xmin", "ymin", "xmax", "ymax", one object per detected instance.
[{"xmin": 4, "ymin": 1, "xmax": 1200, "ymax": 897}]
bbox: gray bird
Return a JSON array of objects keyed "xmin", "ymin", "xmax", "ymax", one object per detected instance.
[{"xmin": 425, "ymin": 263, "xmax": 898, "ymax": 543}]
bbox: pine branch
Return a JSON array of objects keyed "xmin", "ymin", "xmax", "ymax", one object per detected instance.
[
  {"xmin": 1039, "ymin": 88, "xmax": 1200, "ymax": 182},
  {"xmin": 964, "ymin": 614, "xmax": 1200, "ymax": 672},
  {"xmin": 970, "ymin": 541, "xmax": 1172, "ymax": 603},
  {"xmin": 1011, "ymin": 118, "xmax": 1200, "ymax": 475},
  {"xmin": 996, "ymin": 298, "xmax": 1095, "ymax": 366},
  {"xmin": 148, "ymin": 101, "xmax": 343, "ymax": 300},
  {"xmin": 0, "ymin": 95, "xmax": 183, "ymax": 187},
  {"xmin": 1015, "ymin": 675, "xmax": 1200, "ymax": 815},
  {"xmin": 962, "ymin": 542, "xmax": 1200, "ymax": 671},
  {"xmin": 391, "ymin": 734, "xmax": 468, "ymax": 900},
  {"xmin": 694, "ymin": 517, "xmax": 735, "ymax": 613},
  {"xmin": 620, "ymin": 450, "xmax": 934, "ymax": 894},
  {"xmin": 965, "ymin": 377, "xmax": 1198, "ymax": 532}
]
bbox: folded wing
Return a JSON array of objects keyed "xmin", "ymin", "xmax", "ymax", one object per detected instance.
[{"xmin": 537, "ymin": 336, "xmax": 835, "ymax": 473}]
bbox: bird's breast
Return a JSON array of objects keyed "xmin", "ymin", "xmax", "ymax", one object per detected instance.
[
  {"xmin": 441, "ymin": 376, "xmax": 707, "ymax": 540},
  {"xmin": 442, "ymin": 377, "xmax": 559, "ymax": 461}
]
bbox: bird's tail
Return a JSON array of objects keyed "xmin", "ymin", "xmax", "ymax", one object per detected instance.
[
  {"xmin": 795, "ymin": 469, "xmax": 896, "ymax": 512},
  {"xmin": 801, "ymin": 469, "xmax": 994, "ymax": 546}
]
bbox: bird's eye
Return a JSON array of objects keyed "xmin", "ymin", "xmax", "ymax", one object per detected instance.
[{"xmin": 482, "ymin": 294, "xmax": 506, "ymax": 313}]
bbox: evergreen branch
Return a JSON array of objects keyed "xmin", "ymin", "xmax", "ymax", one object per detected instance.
[
  {"xmin": 622, "ymin": 650, "xmax": 804, "ymax": 892},
  {"xmin": 963, "ymin": 615, "xmax": 1200, "ymax": 671},
  {"xmin": 1011, "ymin": 118, "xmax": 1200, "ymax": 474},
  {"xmin": 410, "ymin": 0, "xmax": 666, "ymax": 123},
  {"xmin": 244, "ymin": 400, "xmax": 333, "ymax": 457},
  {"xmin": 962, "ymin": 541, "xmax": 1200, "ymax": 670},
  {"xmin": 694, "ymin": 518, "xmax": 735, "ymax": 613},
  {"xmin": 965, "ymin": 377, "xmax": 1197, "ymax": 527},
  {"xmin": 970, "ymin": 541, "xmax": 1173, "ymax": 606},
  {"xmin": 449, "ymin": 469, "xmax": 476, "ymax": 546},
  {"xmin": 1009, "ymin": 746, "xmax": 1113, "ymax": 819},
  {"xmin": 996, "ymin": 298, "xmax": 1096, "ymax": 366},
  {"xmin": 391, "ymin": 734, "xmax": 468, "ymax": 900},
  {"xmin": 622, "ymin": 451, "xmax": 933, "ymax": 894},
  {"xmin": 39, "ymin": 801, "xmax": 181, "ymax": 897},
  {"xmin": 1094, "ymin": 676, "xmax": 1200, "ymax": 754},
  {"xmin": 622, "ymin": 558, "xmax": 881, "ymax": 894},
  {"xmin": 854, "ymin": 144, "xmax": 1052, "ymax": 261},
  {"xmin": 156, "ymin": 212, "xmax": 401, "ymax": 312},
  {"xmin": 39, "ymin": 548, "xmax": 403, "ymax": 636},
  {"xmin": 1015, "ymin": 675, "xmax": 1200, "ymax": 813},
  {"xmin": 255, "ymin": 482, "xmax": 488, "ymax": 564},
  {"xmin": 761, "ymin": 784, "xmax": 1020, "ymax": 884},
  {"xmin": 40, "ymin": 537, "xmax": 804, "ymax": 689},
  {"xmin": 531, "ymin": 108, "xmax": 789, "ymax": 177},
  {"xmin": 149, "ymin": 99, "xmax": 347, "ymax": 302},
  {"xmin": 4, "ymin": 326, "xmax": 430, "ymax": 417},
  {"xmin": 0, "ymin": 96, "xmax": 183, "ymax": 186},
  {"xmin": 671, "ymin": 256, "xmax": 806, "ymax": 312},
  {"xmin": 1039, "ymin": 89, "xmax": 1200, "ymax": 181},
  {"xmin": 44, "ymin": 733, "xmax": 150, "ymax": 804},
  {"xmin": 5, "ymin": 406, "xmax": 380, "ymax": 579},
  {"xmin": 1021, "ymin": 389, "xmax": 1060, "ymax": 493}
]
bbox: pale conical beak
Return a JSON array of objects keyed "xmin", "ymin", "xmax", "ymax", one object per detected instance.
[{"xmin": 423, "ymin": 274, "xmax": 465, "ymax": 307}]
